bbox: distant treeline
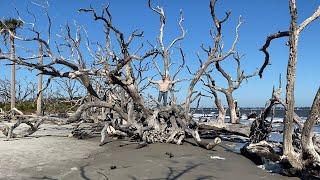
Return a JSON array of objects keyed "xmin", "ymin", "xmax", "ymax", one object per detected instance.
[{"xmin": 0, "ymin": 97, "xmax": 83, "ymax": 114}]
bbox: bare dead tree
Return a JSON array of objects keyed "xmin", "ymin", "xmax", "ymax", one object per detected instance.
[
  {"xmin": 148, "ymin": 0, "xmax": 185, "ymax": 77},
  {"xmin": 76, "ymin": 4, "xmax": 220, "ymax": 149},
  {"xmin": 16, "ymin": 78, "xmax": 36, "ymax": 102},
  {"xmin": 301, "ymin": 87, "xmax": 320, "ymax": 176},
  {"xmin": 36, "ymin": 42, "xmax": 43, "ymax": 115},
  {"xmin": 0, "ymin": 5, "xmax": 107, "ymax": 138},
  {"xmin": 148, "ymin": 0, "xmax": 186, "ymax": 105},
  {"xmin": 201, "ymin": 73, "xmax": 226, "ymax": 124},
  {"xmin": 0, "ymin": 77, "xmax": 36, "ymax": 104},
  {"xmin": 183, "ymin": 0, "xmax": 242, "ymax": 119},
  {"xmin": 0, "ymin": 2, "xmax": 233, "ymax": 150},
  {"xmin": 0, "ymin": 18, "xmax": 23, "ymax": 110},
  {"xmin": 56, "ymin": 78, "xmax": 84, "ymax": 101},
  {"xmin": 0, "ymin": 78, "xmax": 11, "ymax": 103},
  {"xmin": 204, "ymin": 53, "xmax": 257, "ymax": 124},
  {"xmin": 254, "ymin": 0, "xmax": 320, "ymax": 174}
]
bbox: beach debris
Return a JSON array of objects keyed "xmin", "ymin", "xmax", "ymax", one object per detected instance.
[
  {"xmin": 210, "ymin": 155, "xmax": 225, "ymax": 160},
  {"xmin": 247, "ymin": 112, "xmax": 258, "ymax": 119},
  {"xmin": 220, "ymin": 134, "xmax": 249, "ymax": 143},
  {"xmin": 257, "ymin": 165, "xmax": 265, "ymax": 170},
  {"xmin": 198, "ymin": 122, "xmax": 251, "ymax": 137},
  {"xmin": 136, "ymin": 142, "xmax": 148, "ymax": 149},
  {"xmin": 70, "ymin": 167, "xmax": 78, "ymax": 171},
  {"xmin": 110, "ymin": 165, "xmax": 117, "ymax": 170},
  {"xmin": 240, "ymin": 141, "xmax": 280, "ymax": 165},
  {"xmin": 165, "ymin": 152, "xmax": 174, "ymax": 158}
]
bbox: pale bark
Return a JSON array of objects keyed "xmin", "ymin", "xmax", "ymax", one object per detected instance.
[
  {"xmin": 226, "ymin": 93, "xmax": 238, "ymax": 124},
  {"xmin": 0, "ymin": 3, "xmax": 224, "ymax": 151},
  {"xmin": 203, "ymin": 54, "xmax": 256, "ymax": 124},
  {"xmin": 283, "ymin": 0, "xmax": 299, "ymax": 165},
  {"xmin": 10, "ymin": 36, "xmax": 16, "ymax": 110},
  {"xmin": 36, "ymin": 43, "xmax": 43, "ymax": 115},
  {"xmin": 199, "ymin": 122, "xmax": 251, "ymax": 137},
  {"xmin": 148, "ymin": 0, "xmax": 185, "ymax": 106},
  {"xmin": 241, "ymin": 141, "xmax": 281, "ymax": 164},
  {"xmin": 301, "ymin": 88, "xmax": 320, "ymax": 164},
  {"xmin": 2, "ymin": 114, "xmax": 66, "ymax": 139},
  {"xmin": 184, "ymin": 0, "xmax": 242, "ymax": 116},
  {"xmin": 67, "ymin": 101, "xmax": 128, "ymax": 123},
  {"xmin": 202, "ymin": 74, "xmax": 226, "ymax": 123},
  {"xmin": 212, "ymin": 90, "xmax": 226, "ymax": 124},
  {"xmin": 184, "ymin": 34, "xmax": 240, "ymax": 117},
  {"xmin": 257, "ymin": 0, "xmax": 320, "ymax": 172}
]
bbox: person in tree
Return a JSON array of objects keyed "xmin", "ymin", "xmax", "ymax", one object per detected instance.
[{"xmin": 149, "ymin": 75, "xmax": 178, "ymax": 106}]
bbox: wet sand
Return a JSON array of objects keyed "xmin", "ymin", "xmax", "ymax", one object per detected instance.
[{"xmin": 0, "ymin": 123, "xmax": 298, "ymax": 180}]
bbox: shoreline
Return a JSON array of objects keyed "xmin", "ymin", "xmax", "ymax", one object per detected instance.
[{"xmin": 0, "ymin": 129, "xmax": 298, "ymax": 179}]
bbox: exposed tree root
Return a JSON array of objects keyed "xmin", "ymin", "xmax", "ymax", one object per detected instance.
[{"xmin": 96, "ymin": 104, "xmax": 221, "ymax": 150}]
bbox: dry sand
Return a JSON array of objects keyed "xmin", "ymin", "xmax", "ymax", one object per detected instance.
[{"xmin": 0, "ymin": 123, "xmax": 298, "ymax": 180}]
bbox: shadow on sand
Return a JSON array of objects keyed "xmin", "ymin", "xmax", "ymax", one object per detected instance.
[{"xmin": 129, "ymin": 163, "xmax": 216, "ymax": 180}]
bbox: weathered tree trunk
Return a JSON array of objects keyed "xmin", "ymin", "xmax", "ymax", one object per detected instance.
[
  {"xmin": 36, "ymin": 43, "xmax": 43, "ymax": 115},
  {"xmin": 226, "ymin": 93, "xmax": 238, "ymax": 124},
  {"xmin": 254, "ymin": 0, "xmax": 320, "ymax": 176},
  {"xmin": 185, "ymin": 62, "xmax": 221, "ymax": 118},
  {"xmin": 212, "ymin": 90, "xmax": 225, "ymax": 124},
  {"xmin": 283, "ymin": 0, "xmax": 300, "ymax": 168},
  {"xmin": 163, "ymin": 51, "xmax": 169, "ymax": 77},
  {"xmin": 67, "ymin": 100, "xmax": 128, "ymax": 123},
  {"xmin": 10, "ymin": 36, "xmax": 16, "ymax": 110},
  {"xmin": 199, "ymin": 122, "xmax": 250, "ymax": 137},
  {"xmin": 301, "ymin": 88, "xmax": 320, "ymax": 164}
]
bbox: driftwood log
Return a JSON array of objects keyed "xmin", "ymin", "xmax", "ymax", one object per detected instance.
[
  {"xmin": 240, "ymin": 141, "xmax": 281, "ymax": 165},
  {"xmin": 198, "ymin": 121, "xmax": 251, "ymax": 137}
]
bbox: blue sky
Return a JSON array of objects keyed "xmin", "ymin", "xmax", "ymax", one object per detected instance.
[{"xmin": 0, "ymin": 0, "xmax": 319, "ymax": 107}]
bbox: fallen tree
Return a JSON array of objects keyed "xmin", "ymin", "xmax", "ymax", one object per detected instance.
[
  {"xmin": 0, "ymin": 0, "xmax": 245, "ymax": 150},
  {"xmin": 198, "ymin": 121, "xmax": 251, "ymax": 137}
]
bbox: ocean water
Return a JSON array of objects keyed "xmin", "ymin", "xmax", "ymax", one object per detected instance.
[
  {"xmin": 192, "ymin": 107, "xmax": 320, "ymax": 143},
  {"xmin": 191, "ymin": 107, "xmax": 311, "ymax": 118}
]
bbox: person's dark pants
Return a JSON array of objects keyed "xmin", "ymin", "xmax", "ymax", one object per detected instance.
[{"xmin": 158, "ymin": 91, "xmax": 168, "ymax": 106}]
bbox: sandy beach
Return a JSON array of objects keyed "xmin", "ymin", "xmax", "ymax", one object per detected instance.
[{"xmin": 0, "ymin": 123, "xmax": 297, "ymax": 180}]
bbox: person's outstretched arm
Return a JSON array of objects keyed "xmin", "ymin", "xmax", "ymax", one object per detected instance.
[
  {"xmin": 171, "ymin": 79, "xmax": 183, "ymax": 84},
  {"xmin": 148, "ymin": 78, "xmax": 158, "ymax": 84}
]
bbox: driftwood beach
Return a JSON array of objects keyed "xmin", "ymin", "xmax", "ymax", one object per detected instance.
[{"xmin": 0, "ymin": 0, "xmax": 319, "ymax": 179}]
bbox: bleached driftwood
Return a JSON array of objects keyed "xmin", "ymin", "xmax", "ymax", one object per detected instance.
[{"xmin": 198, "ymin": 121, "xmax": 250, "ymax": 137}]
